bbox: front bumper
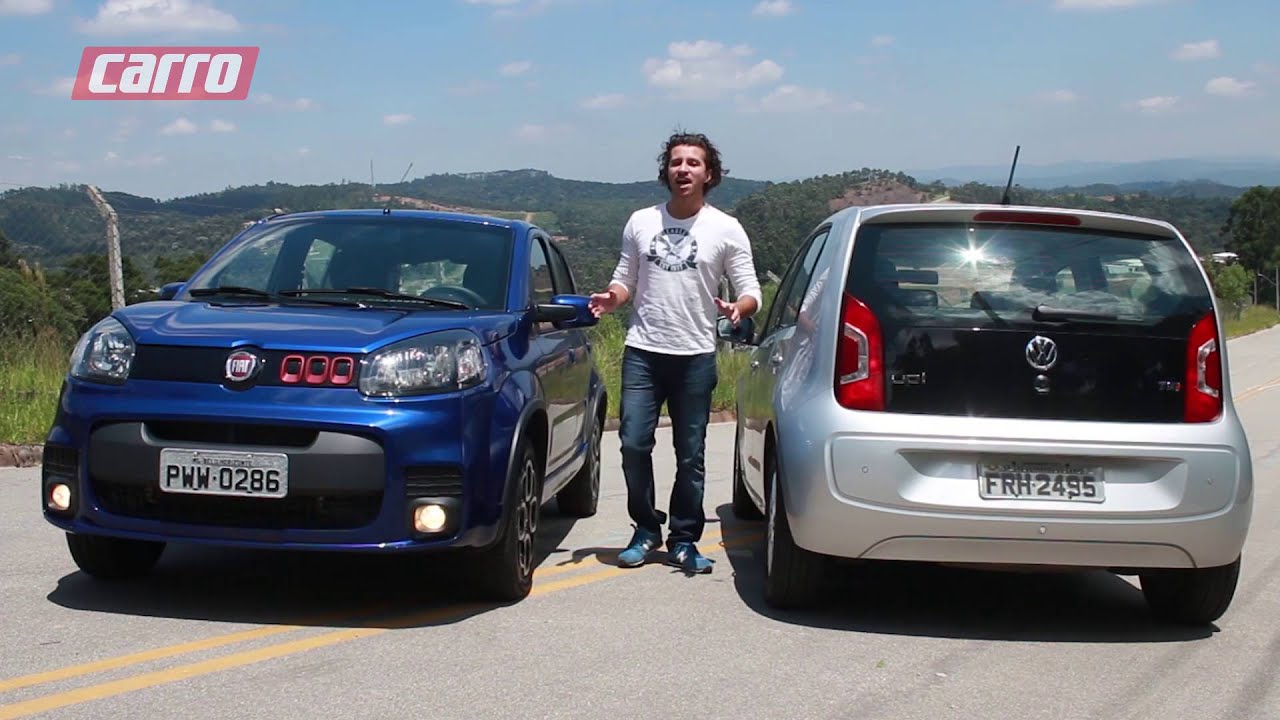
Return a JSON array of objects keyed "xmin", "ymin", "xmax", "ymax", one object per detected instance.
[
  {"xmin": 42, "ymin": 377, "xmax": 517, "ymax": 552},
  {"xmin": 776, "ymin": 405, "xmax": 1254, "ymax": 570}
]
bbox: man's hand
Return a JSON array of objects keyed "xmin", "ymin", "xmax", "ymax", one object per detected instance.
[
  {"xmin": 714, "ymin": 297, "xmax": 741, "ymax": 326},
  {"xmin": 588, "ymin": 288, "xmax": 623, "ymax": 318}
]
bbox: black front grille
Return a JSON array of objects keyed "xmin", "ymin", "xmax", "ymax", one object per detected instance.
[
  {"xmin": 405, "ymin": 466, "xmax": 463, "ymax": 498},
  {"xmin": 145, "ymin": 421, "xmax": 318, "ymax": 448},
  {"xmin": 91, "ymin": 477, "xmax": 382, "ymax": 530}
]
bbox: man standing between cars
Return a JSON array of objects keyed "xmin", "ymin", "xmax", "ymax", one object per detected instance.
[{"xmin": 588, "ymin": 132, "xmax": 762, "ymax": 574}]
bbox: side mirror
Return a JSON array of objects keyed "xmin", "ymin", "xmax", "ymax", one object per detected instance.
[
  {"xmin": 717, "ymin": 316, "xmax": 755, "ymax": 346},
  {"xmin": 536, "ymin": 294, "xmax": 598, "ymax": 328},
  {"xmin": 158, "ymin": 281, "xmax": 186, "ymax": 301}
]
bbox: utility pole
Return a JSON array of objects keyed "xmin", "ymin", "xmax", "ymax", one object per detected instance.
[{"xmin": 86, "ymin": 184, "xmax": 125, "ymax": 310}]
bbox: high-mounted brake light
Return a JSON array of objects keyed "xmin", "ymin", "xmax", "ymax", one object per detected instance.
[
  {"xmin": 971, "ymin": 210, "xmax": 1082, "ymax": 226},
  {"xmin": 1184, "ymin": 312, "xmax": 1222, "ymax": 422},
  {"xmin": 834, "ymin": 292, "xmax": 885, "ymax": 411}
]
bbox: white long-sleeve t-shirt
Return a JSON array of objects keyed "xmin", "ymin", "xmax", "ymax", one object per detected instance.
[{"xmin": 609, "ymin": 202, "xmax": 763, "ymax": 356}]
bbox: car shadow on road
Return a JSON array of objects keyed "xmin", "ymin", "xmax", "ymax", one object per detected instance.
[
  {"xmin": 45, "ymin": 505, "xmax": 581, "ymax": 630},
  {"xmin": 714, "ymin": 504, "xmax": 1218, "ymax": 643}
]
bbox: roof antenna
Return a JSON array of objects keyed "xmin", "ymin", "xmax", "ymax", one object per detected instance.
[{"xmin": 1000, "ymin": 145, "xmax": 1021, "ymax": 206}]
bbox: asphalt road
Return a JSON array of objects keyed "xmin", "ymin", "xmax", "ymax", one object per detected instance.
[{"xmin": 3, "ymin": 326, "xmax": 1280, "ymax": 720}]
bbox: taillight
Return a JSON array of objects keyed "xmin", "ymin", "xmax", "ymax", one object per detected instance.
[
  {"xmin": 834, "ymin": 292, "xmax": 884, "ymax": 411},
  {"xmin": 1184, "ymin": 312, "xmax": 1222, "ymax": 423}
]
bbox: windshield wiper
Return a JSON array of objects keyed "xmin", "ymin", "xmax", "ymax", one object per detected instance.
[
  {"xmin": 1032, "ymin": 304, "xmax": 1118, "ymax": 322},
  {"xmin": 189, "ymin": 285, "xmax": 272, "ymax": 298},
  {"xmin": 282, "ymin": 287, "xmax": 470, "ymax": 309},
  {"xmin": 189, "ymin": 285, "xmax": 363, "ymax": 307}
]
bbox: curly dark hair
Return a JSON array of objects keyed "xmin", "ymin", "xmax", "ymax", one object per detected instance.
[{"xmin": 657, "ymin": 131, "xmax": 726, "ymax": 194}]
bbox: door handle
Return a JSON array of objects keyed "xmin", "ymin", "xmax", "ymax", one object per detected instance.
[
  {"xmin": 568, "ymin": 348, "xmax": 577, "ymax": 362},
  {"xmin": 769, "ymin": 352, "xmax": 784, "ymax": 366},
  {"xmin": 750, "ymin": 359, "xmax": 761, "ymax": 369}
]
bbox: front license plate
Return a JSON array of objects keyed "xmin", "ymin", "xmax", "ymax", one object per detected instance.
[
  {"xmin": 159, "ymin": 448, "xmax": 288, "ymax": 498},
  {"xmin": 978, "ymin": 461, "xmax": 1104, "ymax": 503}
]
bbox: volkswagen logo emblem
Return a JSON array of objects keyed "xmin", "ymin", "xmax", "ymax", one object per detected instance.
[
  {"xmin": 224, "ymin": 349, "xmax": 263, "ymax": 386},
  {"xmin": 1025, "ymin": 335, "xmax": 1058, "ymax": 372}
]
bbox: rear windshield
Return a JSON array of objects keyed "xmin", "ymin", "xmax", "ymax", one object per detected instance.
[{"xmin": 845, "ymin": 222, "xmax": 1213, "ymax": 329}]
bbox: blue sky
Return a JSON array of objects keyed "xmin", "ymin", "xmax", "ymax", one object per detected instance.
[{"xmin": 2, "ymin": 0, "xmax": 1278, "ymax": 199}]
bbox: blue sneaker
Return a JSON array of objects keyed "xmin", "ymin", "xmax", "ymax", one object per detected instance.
[
  {"xmin": 666, "ymin": 542, "xmax": 714, "ymax": 574},
  {"xmin": 617, "ymin": 526, "xmax": 662, "ymax": 568}
]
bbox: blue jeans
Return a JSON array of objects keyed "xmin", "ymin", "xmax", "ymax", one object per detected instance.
[{"xmin": 618, "ymin": 346, "xmax": 718, "ymax": 549}]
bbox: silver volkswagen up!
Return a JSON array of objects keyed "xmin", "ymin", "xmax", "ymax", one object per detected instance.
[{"xmin": 724, "ymin": 204, "xmax": 1252, "ymax": 625}]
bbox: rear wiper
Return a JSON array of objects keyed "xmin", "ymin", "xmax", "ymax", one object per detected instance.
[
  {"xmin": 282, "ymin": 287, "xmax": 470, "ymax": 309},
  {"xmin": 189, "ymin": 285, "xmax": 362, "ymax": 307},
  {"xmin": 1032, "ymin": 304, "xmax": 1118, "ymax": 322}
]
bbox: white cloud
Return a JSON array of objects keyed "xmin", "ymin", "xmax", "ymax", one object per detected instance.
[
  {"xmin": 739, "ymin": 85, "xmax": 864, "ymax": 113},
  {"xmin": 870, "ymin": 35, "xmax": 895, "ymax": 47},
  {"xmin": 751, "ymin": 0, "xmax": 793, "ymax": 17},
  {"xmin": 514, "ymin": 123, "xmax": 571, "ymax": 142},
  {"xmin": 6, "ymin": 154, "xmax": 29, "ymax": 161},
  {"xmin": 1037, "ymin": 89, "xmax": 1079, "ymax": 104},
  {"xmin": 104, "ymin": 151, "xmax": 120, "ymax": 162},
  {"xmin": 161, "ymin": 117, "xmax": 198, "ymax": 135},
  {"xmin": 0, "ymin": 53, "xmax": 21, "ymax": 66},
  {"xmin": 297, "ymin": 146, "xmax": 311, "ymax": 157},
  {"xmin": 499, "ymin": 60, "xmax": 532, "ymax": 77},
  {"xmin": 472, "ymin": 0, "xmax": 561, "ymax": 19},
  {"xmin": 77, "ymin": 0, "xmax": 241, "ymax": 34},
  {"xmin": 1135, "ymin": 95, "xmax": 1179, "ymax": 113},
  {"xmin": 34, "ymin": 77, "xmax": 75, "ymax": 96},
  {"xmin": 1053, "ymin": 0, "xmax": 1164, "ymax": 9},
  {"xmin": 1171, "ymin": 39, "xmax": 1220, "ymax": 61},
  {"xmin": 383, "ymin": 113, "xmax": 414, "ymax": 126},
  {"xmin": 0, "ymin": 0, "xmax": 52, "ymax": 16},
  {"xmin": 580, "ymin": 93, "xmax": 626, "ymax": 110},
  {"xmin": 643, "ymin": 40, "xmax": 783, "ymax": 99},
  {"xmin": 251, "ymin": 93, "xmax": 315, "ymax": 111},
  {"xmin": 465, "ymin": 0, "xmax": 519, "ymax": 4},
  {"xmin": 126, "ymin": 154, "xmax": 167, "ymax": 167},
  {"xmin": 210, "ymin": 119, "xmax": 236, "ymax": 132},
  {"xmin": 1205, "ymin": 76, "xmax": 1255, "ymax": 97}
]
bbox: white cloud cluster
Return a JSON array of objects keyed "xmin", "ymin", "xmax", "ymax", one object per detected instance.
[
  {"xmin": 751, "ymin": 0, "xmax": 794, "ymax": 17},
  {"xmin": 643, "ymin": 41, "xmax": 783, "ymax": 99},
  {"xmin": 1171, "ymin": 39, "xmax": 1220, "ymax": 61},
  {"xmin": 1053, "ymin": 0, "xmax": 1165, "ymax": 9},
  {"xmin": 383, "ymin": 113, "xmax": 414, "ymax": 126},
  {"xmin": 0, "ymin": 0, "xmax": 53, "ymax": 16},
  {"xmin": 77, "ymin": 0, "xmax": 241, "ymax": 34},
  {"xmin": 1205, "ymin": 76, "xmax": 1255, "ymax": 97}
]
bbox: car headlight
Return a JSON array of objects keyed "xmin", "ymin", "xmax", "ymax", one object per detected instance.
[
  {"xmin": 69, "ymin": 316, "xmax": 135, "ymax": 385},
  {"xmin": 359, "ymin": 330, "xmax": 486, "ymax": 397}
]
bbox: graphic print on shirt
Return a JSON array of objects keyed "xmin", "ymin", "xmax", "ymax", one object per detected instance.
[{"xmin": 647, "ymin": 227, "xmax": 699, "ymax": 272}]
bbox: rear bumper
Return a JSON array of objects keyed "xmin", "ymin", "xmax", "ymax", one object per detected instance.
[
  {"xmin": 41, "ymin": 377, "xmax": 521, "ymax": 552},
  {"xmin": 777, "ymin": 406, "xmax": 1254, "ymax": 570}
]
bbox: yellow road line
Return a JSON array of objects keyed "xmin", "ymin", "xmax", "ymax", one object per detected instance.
[
  {"xmin": 1234, "ymin": 375, "xmax": 1280, "ymax": 404},
  {"xmin": 0, "ymin": 529, "xmax": 760, "ymax": 719}
]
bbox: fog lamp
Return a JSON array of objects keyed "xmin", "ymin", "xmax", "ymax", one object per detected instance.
[
  {"xmin": 413, "ymin": 504, "xmax": 448, "ymax": 533},
  {"xmin": 48, "ymin": 483, "xmax": 72, "ymax": 512}
]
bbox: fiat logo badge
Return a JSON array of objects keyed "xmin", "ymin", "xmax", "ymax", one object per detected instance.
[{"xmin": 224, "ymin": 349, "xmax": 263, "ymax": 385}]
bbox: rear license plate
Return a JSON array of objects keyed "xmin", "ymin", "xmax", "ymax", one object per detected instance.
[
  {"xmin": 159, "ymin": 448, "xmax": 288, "ymax": 498},
  {"xmin": 978, "ymin": 461, "xmax": 1104, "ymax": 503}
]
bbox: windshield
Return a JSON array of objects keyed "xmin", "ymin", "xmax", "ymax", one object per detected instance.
[
  {"xmin": 184, "ymin": 217, "xmax": 515, "ymax": 310},
  {"xmin": 845, "ymin": 222, "xmax": 1214, "ymax": 330}
]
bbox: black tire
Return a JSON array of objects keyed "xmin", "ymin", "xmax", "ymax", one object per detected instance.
[
  {"xmin": 556, "ymin": 412, "xmax": 601, "ymax": 518},
  {"xmin": 66, "ymin": 533, "xmax": 165, "ymax": 580},
  {"xmin": 732, "ymin": 425, "xmax": 763, "ymax": 521},
  {"xmin": 1140, "ymin": 556, "xmax": 1241, "ymax": 625},
  {"xmin": 763, "ymin": 452, "xmax": 825, "ymax": 609},
  {"xmin": 472, "ymin": 441, "xmax": 543, "ymax": 602}
]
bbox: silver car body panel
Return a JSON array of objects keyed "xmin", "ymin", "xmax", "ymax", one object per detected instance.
[{"xmin": 735, "ymin": 203, "xmax": 1253, "ymax": 570}]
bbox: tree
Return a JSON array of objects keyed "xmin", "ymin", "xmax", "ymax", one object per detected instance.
[
  {"xmin": 47, "ymin": 254, "xmax": 150, "ymax": 333},
  {"xmin": 1223, "ymin": 186, "xmax": 1280, "ymax": 272},
  {"xmin": 0, "ymin": 226, "xmax": 18, "ymax": 271},
  {"xmin": 1205, "ymin": 261, "xmax": 1251, "ymax": 320}
]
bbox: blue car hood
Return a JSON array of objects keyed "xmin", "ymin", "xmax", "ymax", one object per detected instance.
[{"xmin": 116, "ymin": 301, "xmax": 521, "ymax": 352}]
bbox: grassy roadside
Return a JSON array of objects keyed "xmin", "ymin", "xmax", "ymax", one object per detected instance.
[
  {"xmin": 2, "ymin": 304, "xmax": 1277, "ymax": 446},
  {"xmin": 0, "ymin": 332, "xmax": 68, "ymax": 446}
]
